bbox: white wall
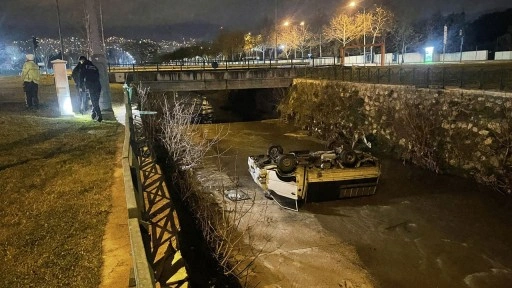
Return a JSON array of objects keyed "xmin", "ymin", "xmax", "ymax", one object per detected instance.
[
  {"xmin": 308, "ymin": 50, "xmax": 510, "ymax": 66},
  {"xmin": 441, "ymin": 51, "xmax": 488, "ymax": 61},
  {"xmin": 495, "ymin": 51, "xmax": 512, "ymax": 60}
]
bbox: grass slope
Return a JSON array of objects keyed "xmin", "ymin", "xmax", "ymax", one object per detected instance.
[{"xmin": 0, "ymin": 76, "xmax": 124, "ymax": 288}]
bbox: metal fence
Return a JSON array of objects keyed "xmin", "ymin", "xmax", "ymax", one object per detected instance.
[
  {"xmin": 122, "ymin": 88, "xmax": 190, "ymax": 287},
  {"xmin": 295, "ymin": 65, "xmax": 512, "ymax": 92}
]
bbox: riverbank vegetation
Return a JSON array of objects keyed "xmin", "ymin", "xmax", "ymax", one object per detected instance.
[{"xmin": 135, "ymin": 86, "xmax": 272, "ymax": 286}]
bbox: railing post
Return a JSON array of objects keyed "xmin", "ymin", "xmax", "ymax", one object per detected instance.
[
  {"xmin": 478, "ymin": 68, "xmax": 483, "ymax": 89},
  {"xmin": 426, "ymin": 67, "xmax": 431, "ymax": 87},
  {"xmin": 499, "ymin": 67, "xmax": 505, "ymax": 90},
  {"xmin": 459, "ymin": 67, "xmax": 464, "ymax": 88},
  {"xmin": 442, "ymin": 67, "xmax": 446, "ymax": 88}
]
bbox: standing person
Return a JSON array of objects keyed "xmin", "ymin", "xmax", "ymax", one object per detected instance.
[
  {"xmin": 78, "ymin": 56, "xmax": 102, "ymax": 122},
  {"xmin": 21, "ymin": 54, "xmax": 40, "ymax": 110},
  {"xmin": 71, "ymin": 60, "xmax": 85, "ymax": 114}
]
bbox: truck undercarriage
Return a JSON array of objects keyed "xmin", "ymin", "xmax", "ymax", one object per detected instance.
[{"xmin": 248, "ymin": 144, "xmax": 381, "ymax": 211}]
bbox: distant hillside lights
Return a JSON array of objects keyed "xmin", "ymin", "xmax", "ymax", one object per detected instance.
[{"xmin": 1, "ymin": 36, "xmax": 198, "ymax": 70}]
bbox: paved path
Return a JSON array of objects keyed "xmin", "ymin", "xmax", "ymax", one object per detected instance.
[{"xmin": 99, "ymin": 104, "xmax": 132, "ymax": 288}]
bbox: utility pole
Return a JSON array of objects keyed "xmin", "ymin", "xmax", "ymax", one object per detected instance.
[
  {"xmin": 274, "ymin": 0, "xmax": 278, "ymax": 60},
  {"xmin": 459, "ymin": 29, "xmax": 464, "ymax": 62},
  {"xmin": 32, "ymin": 36, "xmax": 39, "ymax": 58},
  {"xmin": 443, "ymin": 24, "xmax": 447, "ymax": 63},
  {"xmin": 55, "ymin": 0, "xmax": 65, "ymax": 60},
  {"xmin": 319, "ymin": 33, "xmax": 322, "ymax": 57},
  {"xmin": 84, "ymin": 0, "xmax": 113, "ymax": 115}
]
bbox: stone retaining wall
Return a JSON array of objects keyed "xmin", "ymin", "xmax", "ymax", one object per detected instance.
[{"xmin": 280, "ymin": 79, "xmax": 512, "ymax": 194}]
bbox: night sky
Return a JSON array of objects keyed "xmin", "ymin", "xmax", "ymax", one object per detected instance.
[{"xmin": 0, "ymin": 0, "xmax": 510, "ymax": 41}]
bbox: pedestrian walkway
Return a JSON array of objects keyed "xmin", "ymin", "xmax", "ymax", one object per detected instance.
[{"xmin": 99, "ymin": 103, "xmax": 132, "ymax": 288}]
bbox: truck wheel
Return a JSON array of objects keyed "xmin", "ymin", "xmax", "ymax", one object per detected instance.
[
  {"xmin": 340, "ymin": 150, "xmax": 357, "ymax": 167},
  {"xmin": 277, "ymin": 154, "xmax": 297, "ymax": 174},
  {"xmin": 268, "ymin": 145, "xmax": 283, "ymax": 160}
]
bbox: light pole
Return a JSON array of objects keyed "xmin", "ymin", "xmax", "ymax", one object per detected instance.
[
  {"xmin": 459, "ymin": 29, "xmax": 464, "ymax": 62},
  {"xmin": 300, "ymin": 21, "xmax": 305, "ymax": 59},
  {"xmin": 349, "ymin": 1, "xmax": 366, "ymax": 66},
  {"xmin": 319, "ymin": 33, "xmax": 322, "ymax": 57},
  {"xmin": 274, "ymin": 0, "xmax": 278, "ymax": 60},
  {"xmin": 55, "ymin": 0, "xmax": 65, "ymax": 60},
  {"xmin": 283, "ymin": 20, "xmax": 299, "ymax": 59}
]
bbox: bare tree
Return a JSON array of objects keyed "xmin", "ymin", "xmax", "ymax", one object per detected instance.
[
  {"xmin": 390, "ymin": 20, "xmax": 422, "ymax": 63},
  {"xmin": 213, "ymin": 30, "xmax": 245, "ymax": 61},
  {"xmin": 368, "ymin": 7, "xmax": 394, "ymax": 44},
  {"xmin": 277, "ymin": 23, "xmax": 298, "ymax": 59},
  {"xmin": 159, "ymin": 94, "xmax": 224, "ymax": 170},
  {"xmin": 297, "ymin": 23, "xmax": 314, "ymax": 59},
  {"xmin": 136, "ymin": 88, "xmax": 273, "ymax": 283},
  {"xmin": 323, "ymin": 14, "xmax": 360, "ymax": 49},
  {"xmin": 243, "ymin": 32, "xmax": 265, "ymax": 59}
]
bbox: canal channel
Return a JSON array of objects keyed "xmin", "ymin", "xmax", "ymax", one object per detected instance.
[{"xmin": 187, "ymin": 89, "xmax": 512, "ymax": 288}]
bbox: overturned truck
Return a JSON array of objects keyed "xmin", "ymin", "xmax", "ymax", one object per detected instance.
[{"xmin": 248, "ymin": 143, "xmax": 381, "ymax": 211}]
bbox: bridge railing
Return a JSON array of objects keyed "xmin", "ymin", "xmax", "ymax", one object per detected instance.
[
  {"xmin": 108, "ymin": 58, "xmax": 310, "ymax": 72},
  {"xmin": 110, "ymin": 60, "xmax": 512, "ymax": 92}
]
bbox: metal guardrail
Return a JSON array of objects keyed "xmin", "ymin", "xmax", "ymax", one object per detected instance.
[
  {"xmin": 122, "ymin": 87, "xmax": 189, "ymax": 287},
  {"xmin": 122, "ymin": 92, "xmax": 156, "ymax": 288}
]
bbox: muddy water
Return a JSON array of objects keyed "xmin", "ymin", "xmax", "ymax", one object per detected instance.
[{"xmin": 205, "ymin": 119, "xmax": 512, "ymax": 288}]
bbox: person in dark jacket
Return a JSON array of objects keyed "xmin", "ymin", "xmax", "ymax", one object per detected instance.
[
  {"xmin": 78, "ymin": 55, "xmax": 102, "ymax": 122},
  {"xmin": 71, "ymin": 61, "xmax": 86, "ymax": 113}
]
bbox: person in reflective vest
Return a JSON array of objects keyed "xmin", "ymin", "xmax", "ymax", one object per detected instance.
[{"xmin": 21, "ymin": 54, "xmax": 40, "ymax": 110}]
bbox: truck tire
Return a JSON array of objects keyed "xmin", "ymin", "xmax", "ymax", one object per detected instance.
[
  {"xmin": 268, "ymin": 145, "xmax": 283, "ymax": 160},
  {"xmin": 277, "ymin": 154, "xmax": 297, "ymax": 174},
  {"xmin": 340, "ymin": 150, "xmax": 357, "ymax": 167}
]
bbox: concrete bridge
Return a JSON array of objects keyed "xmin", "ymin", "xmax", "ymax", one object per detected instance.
[{"xmin": 117, "ymin": 68, "xmax": 296, "ymax": 91}]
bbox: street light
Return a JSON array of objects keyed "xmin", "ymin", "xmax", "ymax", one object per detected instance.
[
  {"xmin": 55, "ymin": 0, "xmax": 65, "ymax": 60},
  {"xmin": 300, "ymin": 21, "xmax": 305, "ymax": 59},
  {"xmin": 274, "ymin": 0, "xmax": 278, "ymax": 60},
  {"xmin": 349, "ymin": 1, "xmax": 366, "ymax": 66}
]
